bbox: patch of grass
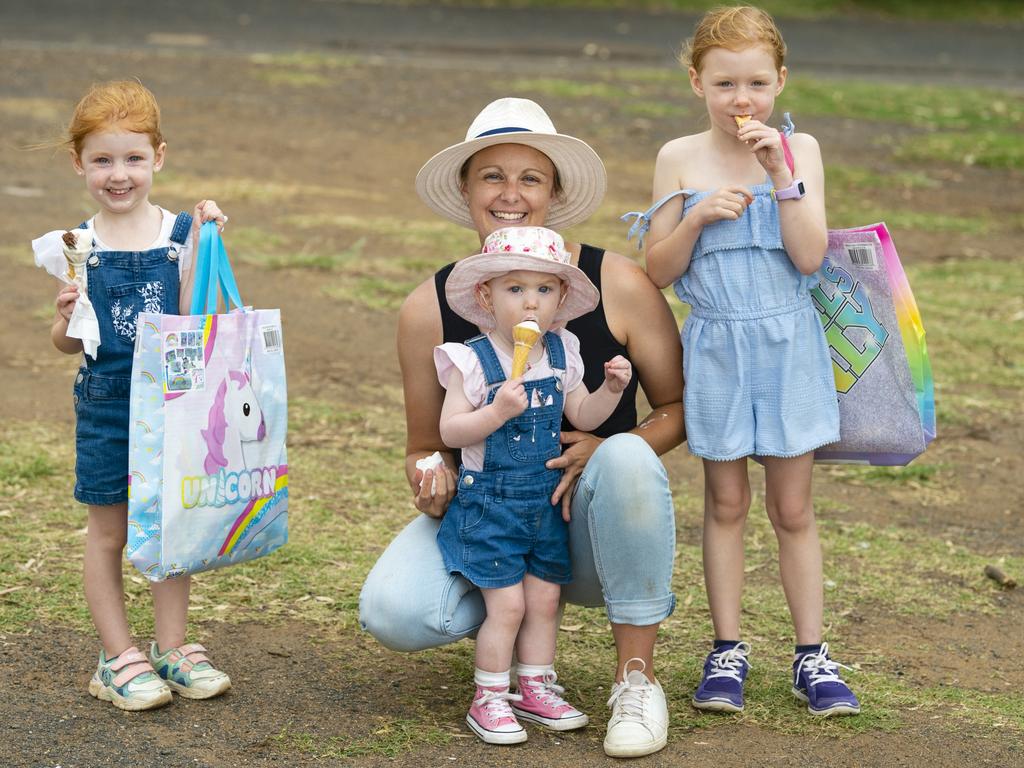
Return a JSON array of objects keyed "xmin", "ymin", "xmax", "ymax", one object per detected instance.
[
  {"xmin": 780, "ymin": 78, "xmax": 1023, "ymax": 133},
  {"xmin": 831, "ymin": 463, "xmax": 942, "ymax": 486},
  {"xmin": 505, "ymin": 78, "xmax": 632, "ymax": 101},
  {"xmin": 156, "ymin": 171, "xmax": 386, "ymax": 205},
  {"xmin": 274, "ymin": 718, "xmax": 450, "ymax": 759},
  {"xmin": 895, "ymin": 131, "xmax": 1024, "ymax": 169}
]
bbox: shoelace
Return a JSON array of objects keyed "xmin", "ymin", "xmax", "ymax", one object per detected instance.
[
  {"xmin": 522, "ymin": 674, "xmax": 570, "ymax": 707},
  {"xmin": 476, "ymin": 688, "xmax": 523, "ymax": 721},
  {"xmin": 606, "ymin": 676, "xmax": 650, "ymax": 722},
  {"xmin": 705, "ymin": 641, "xmax": 752, "ymax": 682},
  {"xmin": 795, "ymin": 642, "xmax": 853, "ymax": 688}
]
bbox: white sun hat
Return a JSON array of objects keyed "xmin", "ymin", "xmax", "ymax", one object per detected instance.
[
  {"xmin": 415, "ymin": 98, "xmax": 607, "ymax": 230},
  {"xmin": 446, "ymin": 226, "xmax": 600, "ymax": 329}
]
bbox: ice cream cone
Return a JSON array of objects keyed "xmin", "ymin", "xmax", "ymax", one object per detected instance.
[
  {"xmin": 734, "ymin": 115, "xmax": 752, "ymax": 128},
  {"xmin": 62, "ymin": 229, "xmax": 92, "ymax": 282},
  {"xmin": 511, "ymin": 320, "xmax": 541, "ymax": 378}
]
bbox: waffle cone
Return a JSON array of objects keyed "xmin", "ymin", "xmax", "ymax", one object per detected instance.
[{"xmin": 511, "ymin": 321, "xmax": 541, "ymax": 378}]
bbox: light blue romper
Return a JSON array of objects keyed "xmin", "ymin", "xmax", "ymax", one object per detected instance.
[{"xmin": 624, "ymin": 119, "xmax": 839, "ymax": 461}]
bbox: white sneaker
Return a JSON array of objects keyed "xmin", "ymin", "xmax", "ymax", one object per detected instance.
[{"xmin": 603, "ymin": 658, "xmax": 668, "ymax": 758}]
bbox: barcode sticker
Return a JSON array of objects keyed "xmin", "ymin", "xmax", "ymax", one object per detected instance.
[
  {"xmin": 261, "ymin": 324, "xmax": 282, "ymax": 353},
  {"xmin": 845, "ymin": 242, "xmax": 878, "ymax": 270}
]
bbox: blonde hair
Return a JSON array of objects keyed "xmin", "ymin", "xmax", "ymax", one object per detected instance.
[
  {"xmin": 65, "ymin": 80, "xmax": 163, "ymax": 155},
  {"xmin": 680, "ymin": 5, "xmax": 786, "ymax": 73}
]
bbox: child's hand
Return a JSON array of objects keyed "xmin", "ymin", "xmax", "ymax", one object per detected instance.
[
  {"xmin": 693, "ymin": 187, "xmax": 754, "ymax": 226},
  {"xmin": 492, "ymin": 376, "xmax": 528, "ymax": 421},
  {"xmin": 737, "ymin": 120, "xmax": 789, "ymax": 180},
  {"xmin": 191, "ymin": 199, "xmax": 229, "ymax": 239},
  {"xmin": 56, "ymin": 283, "xmax": 79, "ymax": 322},
  {"xmin": 603, "ymin": 355, "xmax": 633, "ymax": 393}
]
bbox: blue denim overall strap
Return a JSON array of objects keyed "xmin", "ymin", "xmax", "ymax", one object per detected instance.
[
  {"xmin": 81, "ymin": 211, "xmax": 193, "ymax": 377},
  {"xmin": 463, "ymin": 332, "xmax": 566, "ymax": 476}
]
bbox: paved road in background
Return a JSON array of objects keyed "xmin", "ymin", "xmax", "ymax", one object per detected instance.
[{"xmin": 2, "ymin": 0, "xmax": 1022, "ymax": 87}]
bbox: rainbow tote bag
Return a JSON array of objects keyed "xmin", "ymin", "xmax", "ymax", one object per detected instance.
[
  {"xmin": 127, "ymin": 223, "xmax": 288, "ymax": 580},
  {"xmin": 811, "ymin": 223, "xmax": 935, "ymax": 465}
]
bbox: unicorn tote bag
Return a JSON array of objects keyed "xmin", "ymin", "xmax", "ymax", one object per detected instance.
[
  {"xmin": 127, "ymin": 224, "xmax": 288, "ymax": 580},
  {"xmin": 811, "ymin": 223, "xmax": 935, "ymax": 465}
]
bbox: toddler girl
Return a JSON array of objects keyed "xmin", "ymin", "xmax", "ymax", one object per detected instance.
[
  {"xmin": 33, "ymin": 80, "xmax": 229, "ymax": 710},
  {"xmin": 434, "ymin": 226, "xmax": 632, "ymax": 743}
]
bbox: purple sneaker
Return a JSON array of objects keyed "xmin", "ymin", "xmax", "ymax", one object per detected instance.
[
  {"xmin": 792, "ymin": 643, "xmax": 861, "ymax": 716},
  {"xmin": 692, "ymin": 641, "xmax": 751, "ymax": 713}
]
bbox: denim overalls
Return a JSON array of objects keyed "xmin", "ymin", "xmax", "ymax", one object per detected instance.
[
  {"xmin": 72, "ymin": 212, "xmax": 192, "ymax": 505},
  {"xmin": 436, "ymin": 332, "xmax": 572, "ymax": 589}
]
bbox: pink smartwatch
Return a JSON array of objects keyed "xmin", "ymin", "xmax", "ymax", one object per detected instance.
[{"xmin": 773, "ymin": 179, "xmax": 805, "ymax": 201}]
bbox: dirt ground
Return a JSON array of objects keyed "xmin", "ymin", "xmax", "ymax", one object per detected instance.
[{"xmin": 1, "ymin": 3, "xmax": 1022, "ymax": 767}]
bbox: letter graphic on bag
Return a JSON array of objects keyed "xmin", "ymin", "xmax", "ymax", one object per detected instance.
[{"xmin": 811, "ymin": 223, "xmax": 935, "ymax": 466}]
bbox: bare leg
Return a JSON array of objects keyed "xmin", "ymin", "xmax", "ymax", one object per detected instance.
[
  {"xmin": 476, "ymin": 585, "xmax": 526, "ymax": 673},
  {"xmin": 763, "ymin": 453, "xmax": 822, "ymax": 645},
  {"xmin": 84, "ymin": 503, "xmax": 132, "ymax": 657},
  {"xmin": 610, "ymin": 623, "xmax": 660, "ymax": 681},
  {"xmin": 702, "ymin": 459, "xmax": 751, "ymax": 642},
  {"xmin": 513, "ymin": 574, "xmax": 560, "ymax": 666},
  {"xmin": 152, "ymin": 574, "xmax": 191, "ymax": 652}
]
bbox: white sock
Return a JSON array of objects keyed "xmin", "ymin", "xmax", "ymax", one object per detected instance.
[
  {"xmin": 474, "ymin": 668, "xmax": 510, "ymax": 689},
  {"xmin": 516, "ymin": 663, "xmax": 554, "ymax": 679}
]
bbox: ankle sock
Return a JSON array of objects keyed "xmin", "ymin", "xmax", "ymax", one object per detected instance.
[
  {"xmin": 474, "ymin": 668, "xmax": 511, "ymax": 689},
  {"xmin": 516, "ymin": 663, "xmax": 554, "ymax": 679},
  {"xmin": 795, "ymin": 643, "xmax": 823, "ymax": 660}
]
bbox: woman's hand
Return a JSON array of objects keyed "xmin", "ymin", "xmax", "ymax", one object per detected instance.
[
  {"xmin": 692, "ymin": 186, "xmax": 754, "ymax": 226},
  {"xmin": 56, "ymin": 283, "xmax": 79, "ymax": 322},
  {"xmin": 737, "ymin": 119, "xmax": 790, "ymax": 182},
  {"xmin": 412, "ymin": 463, "xmax": 458, "ymax": 518},
  {"xmin": 546, "ymin": 430, "xmax": 603, "ymax": 522}
]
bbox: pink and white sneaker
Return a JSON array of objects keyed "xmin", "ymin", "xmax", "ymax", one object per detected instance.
[
  {"xmin": 466, "ymin": 685, "xmax": 528, "ymax": 745},
  {"xmin": 512, "ymin": 672, "xmax": 589, "ymax": 731}
]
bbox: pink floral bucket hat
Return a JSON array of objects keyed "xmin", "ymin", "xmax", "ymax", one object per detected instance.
[{"xmin": 446, "ymin": 226, "xmax": 600, "ymax": 329}]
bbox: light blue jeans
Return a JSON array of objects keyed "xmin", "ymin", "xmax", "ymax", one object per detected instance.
[{"xmin": 359, "ymin": 433, "xmax": 676, "ymax": 652}]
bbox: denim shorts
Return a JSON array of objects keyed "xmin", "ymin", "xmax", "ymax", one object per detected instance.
[
  {"xmin": 73, "ymin": 368, "xmax": 131, "ymax": 506},
  {"xmin": 437, "ymin": 467, "xmax": 570, "ymax": 589}
]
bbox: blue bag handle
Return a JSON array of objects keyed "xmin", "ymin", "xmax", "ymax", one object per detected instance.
[{"xmin": 191, "ymin": 222, "xmax": 244, "ymax": 314}]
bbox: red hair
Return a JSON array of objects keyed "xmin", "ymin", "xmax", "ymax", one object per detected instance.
[
  {"xmin": 66, "ymin": 80, "xmax": 163, "ymax": 155},
  {"xmin": 681, "ymin": 5, "xmax": 786, "ymax": 73}
]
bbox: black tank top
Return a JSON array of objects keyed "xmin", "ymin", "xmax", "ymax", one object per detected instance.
[{"xmin": 434, "ymin": 244, "xmax": 639, "ymax": 438}]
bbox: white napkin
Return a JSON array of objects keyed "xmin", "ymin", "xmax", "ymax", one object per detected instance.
[
  {"xmin": 32, "ymin": 227, "xmax": 101, "ymax": 359},
  {"xmin": 415, "ymin": 451, "xmax": 445, "ymax": 496}
]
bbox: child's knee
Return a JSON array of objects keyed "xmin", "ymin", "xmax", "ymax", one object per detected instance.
[
  {"xmin": 706, "ymin": 486, "xmax": 750, "ymax": 525},
  {"xmin": 766, "ymin": 500, "xmax": 814, "ymax": 533}
]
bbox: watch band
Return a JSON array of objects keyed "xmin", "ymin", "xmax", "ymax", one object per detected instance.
[{"xmin": 773, "ymin": 178, "xmax": 805, "ymax": 201}]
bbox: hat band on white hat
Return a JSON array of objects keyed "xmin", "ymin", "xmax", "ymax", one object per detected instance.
[{"xmin": 475, "ymin": 126, "xmax": 532, "ymax": 138}]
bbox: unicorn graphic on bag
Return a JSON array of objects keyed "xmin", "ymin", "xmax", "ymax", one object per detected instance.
[{"xmin": 201, "ymin": 370, "xmax": 266, "ymax": 474}]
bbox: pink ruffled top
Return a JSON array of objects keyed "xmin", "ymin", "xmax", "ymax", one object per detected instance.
[{"xmin": 434, "ymin": 329, "xmax": 585, "ymax": 470}]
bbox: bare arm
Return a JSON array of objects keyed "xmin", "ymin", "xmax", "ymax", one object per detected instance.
[
  {"xmin": 398, "ymin": 279, "xmax": 459, "ymax": 516},
  {"xmin": 738, "ymin": 124, "xmax": 828, "ymax": 275},
  {"xmin": 644, "ymin": 137, "xmax": 754, "ymax": 288},
  {"xmin": 439, "ymin": 369, "xmax": 526, "ymax": 448},
  {"xmin": 546, "ymin": 250, "xmax": 685, "ymax": 514},
  {"xmin": 562, "ymin": 355, "xmax": 631, "ymax": 432},
  {"xmin": 644, "ymin": 139, "xmax": 698, "ymax": 288},
  {"xmin": 51, "ymin": 284, "xmax": 83, "ymax": 355}
]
